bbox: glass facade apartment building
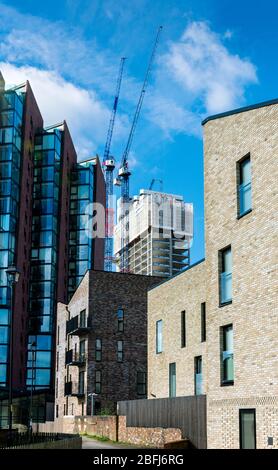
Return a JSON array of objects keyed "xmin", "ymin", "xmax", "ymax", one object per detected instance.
[
  {"xmin": 0, "ymin": 72, "xmax": 105, "ymax": 422},
  {"xmin": 0, "ymin": 83, "xmax": 24, "ymax": 389}
]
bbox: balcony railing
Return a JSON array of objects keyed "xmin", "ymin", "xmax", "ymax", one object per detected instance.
[
  {"xmin": 65, "ymin": 349, "xmax": 86, "ymax": 366},
  {"xmin": 64, "ymin": 381, "xmax": 85, "ymax": 398},
  {"xmin": 66, "ymin": 315, "xmax": 91, "ymax": 336}
]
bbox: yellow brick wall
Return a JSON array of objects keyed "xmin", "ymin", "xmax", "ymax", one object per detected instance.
[
  {"xmin": 148, "ymin": 261, "xmax": 207, "ymax": 399},
  {"xmin": 147, "ymin": 102, "xmax": 278, "ymax": 449}
]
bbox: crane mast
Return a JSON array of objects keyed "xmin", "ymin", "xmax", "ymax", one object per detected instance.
[
  {"xmin": 103, "ymin": 57, "xmax": 126, "ymax": 272},
  {"xmin": 117, "ymin": 26, "xmax": 163, "ymax": 272}
]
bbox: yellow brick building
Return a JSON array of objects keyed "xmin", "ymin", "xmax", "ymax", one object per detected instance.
[{"xmin": 148, "ymin": 100, "xmax": 278, "ymax": 449}]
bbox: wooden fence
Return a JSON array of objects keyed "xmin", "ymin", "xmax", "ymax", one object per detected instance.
[{"xmin": 118, "ymin": 395, "xmax": 207, "ymax": 449}]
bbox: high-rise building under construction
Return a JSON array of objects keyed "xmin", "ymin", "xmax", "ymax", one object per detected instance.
[{"xmin": 114, "ymin": 190, "xmax": 193, "ymax": 277}]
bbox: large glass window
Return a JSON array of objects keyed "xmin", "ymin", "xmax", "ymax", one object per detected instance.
[
  {"xmin": 239, "ymin": 409, "xmax": 256, "ymax": 449},
  {"xmin": 169, "ymin": 363, "xmax": 176, "ymax": 398},
  {"xmin": 221, "ymin": 325, "xmax": 234, "ymax": 385},
  {"xmin": 219, "ymin": 247, "xmax": 232, "ymax": 305},
  {"xmin": 195, "ymin": 356, "xmax": 203, "ymax": 395},
  {"xmin": 238, "ymin": 156, "xmax": 252, "ymax": 217},
  {"xmin": 156, "ymin": 320, "xmax": 163, "ymax": 354}
]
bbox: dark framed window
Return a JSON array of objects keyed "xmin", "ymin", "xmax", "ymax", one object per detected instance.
[
  {"xmin": 80, "ymin": 309, "xmax": 86, "ymax": 327},
  {"xmin": 239, "ymin": 409, "xmax": 256, "ymax": 449},
  {"xmin": 169, "ymin": 363, "xmax": 176, "ymax": 398},
  {"xmin": 221, "ymin": 324, "xmax": 234, "ymax": 385},
  {"xmin": 117, "ymin": 340, "xmax": 123, "ymax": 362},
  {"xmin": 201, "ymin": 303, "xmax": 206, "ymax": 342},
  {"xmin": 156, "ymin": 320, "xmax": 163, "ymax": 354},
  {"xmin": 219, "ymin": 246, "xmax": 232, "ymax": 305},
  {"xmin": 95, "ymin": 370, "xmax": 101, "ymax": 394},
  {"xmin": 78, "ymin": 371, "xmax": 85, "ymax": 395},
  {"xmin": 237, "ymin": 155, "xmax": 252, "ymax": 218},
  {"xmin": 181, "ymin": 311, "xmax": 186, "ymax": 348},
  {"xmin": 80, "ymin": 340, "xmax": 86, "ymax": 361},
  {"xmin": 95, "ymin": 338, "xmax": 102, "ymax": 362},
  {"xmin": 56, "ymin": 405, "xmax": 58, "ymax": 418},
  {"xmin": 137, "ymin": 371, "xmax": 147, "ymax": 395},
  {"xmin": 117, "ymin": 308, "xmax": 124, "ymax": 332},
  {"xmin": 195, "ymin": 356, "xmax": 203, "ymax": 396}
]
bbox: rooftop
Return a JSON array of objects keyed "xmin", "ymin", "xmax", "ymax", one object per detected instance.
[{"xmin": 202, "ymin": 98, "xmax": 278, "ymax": 126}]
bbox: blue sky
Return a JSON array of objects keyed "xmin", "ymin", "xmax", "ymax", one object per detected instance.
[{"xmin": 0, "ymin": 0, "xmax": 277, "ymax": 263}]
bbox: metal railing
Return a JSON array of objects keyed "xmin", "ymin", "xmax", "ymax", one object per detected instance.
[
  {"xmin": 65, "ymin": 349, "xmax": 86, "ymax": 365},
  {"xmin": 0, "ymin": 432, "xmax": 79, "ymax": 449}
]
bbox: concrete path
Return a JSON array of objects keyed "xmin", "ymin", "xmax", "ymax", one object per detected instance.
[{"xmin": 82, "ymin": 436, "xmax": 139, "ymax": 449}]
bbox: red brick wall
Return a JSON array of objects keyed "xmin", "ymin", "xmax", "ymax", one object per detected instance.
[{"xmin": 13, "ymin": 81, "xmax": 43, "ymax": 388}]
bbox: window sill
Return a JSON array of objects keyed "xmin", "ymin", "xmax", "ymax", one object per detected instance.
[
  {"xmin": 219, "ymin": 300, "xmax": 232, "ymax": 308},
  {"xmin": 237, "ymin": 208, "xmax": 252, "ymax": 220},
  {"xmin": 221, "ymin": 381, "xmax": 234, "ymax": 387}
]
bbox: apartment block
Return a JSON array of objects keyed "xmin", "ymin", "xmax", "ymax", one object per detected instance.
[
  {"xmin": 0, "ymin": 72, "xmax": 105, "ymax": 426},
  {"xmin": 55, "ymin": 270, "xmax": 161, "ymax": 417},
  {"xmin": 148, "ymin": 99, "xmax": 278, "ymax": 449},
  {"xmin": 114, "ymin": 190, "xmax": 193, "ymax": 277}
]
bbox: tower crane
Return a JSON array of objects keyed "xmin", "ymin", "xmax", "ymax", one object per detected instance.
[
  {"xmin": 103, "ymin": 57, "xmax": 126, "ymax": 272},
  {"xmin": 115, "ymin": 26, "xmax": 163, "ymax": 272},
  {"xmin": 149, "ymin": 178, "xmax": 163, "ymax": 192}
]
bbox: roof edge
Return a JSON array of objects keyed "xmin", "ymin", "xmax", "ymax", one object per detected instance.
[
  {"xmin": 202, "ymin": 98, "xmax": 278, "ymax": 126},
  {"xmin": 148, "ymin": 257, "xmax": 206, "ymax": 292}
]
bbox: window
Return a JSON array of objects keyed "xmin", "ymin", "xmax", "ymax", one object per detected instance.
[
  {"xmin": 195, "ymin": 356, "xmax": 203, "ymax": 395},
  {"xmin": 137, "ymin": 371, "xmax": 146, "ymax": 395},
  {"xmin": 80, "ymin": 309, "xmax": 86, "ymax": 327},
  {"xmin": 117, "ymin": 308, "xmax": 124, "ymax": 332},
  {"xmin": 239, "ymin": 409, "xmax": 256, "ymax": 449},
  {"xmin": 56, "ymin": 405, "xmax": 59, "ymax": 418},
  {"xmin": 156, "ymin": 320, "xmax": 163, "ymax": 354},
  {"xmin": 78, "ymin": 371, "xmax": 85, "ymax": 395},
  {"xmin": 95, "ymin": 370, "xmax": 101, "ymax": 394},
  {"xmin": 95, "ymin": 339, "xmax": 102, "ymax": 362},
  {"xmin": 221, "ymin": 325, "xmax": 234, "ymax": 385},
  {"xmin": 237, "ymin": 155, "xmax": 252, "ymax": 217},
  {"xmin": 117, "ymin": 340, "xmax": 123, "ymax": 362},
  {"xmin": 219, "ymin": 246, "xmax": 232, "ymax": 305},
  {"xmin": 201, "ymin": 303, "xmax": 206, "ymax": 342},
  {"xmin": 181, "ymin": 311, "xmax": 186, "ymax": 348},
  {"xmin": 169, "ymin": 363, "xmax": 176, "ymax": 398},
  {"xmin": 80, "ymin": 340, "xmax": 86, "ymax": 361}
]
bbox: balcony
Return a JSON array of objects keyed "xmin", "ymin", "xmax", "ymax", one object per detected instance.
[
  {"xmin": 66, "ymin": 314, "xmax": 91, "ymax": 336},
  {"xmin": 64, "ymin": 381, "xmax": 85, "ymax": 398},
  {"xmin": 65, "ymin": 349, "xmax": 86, "ymax": 366}
]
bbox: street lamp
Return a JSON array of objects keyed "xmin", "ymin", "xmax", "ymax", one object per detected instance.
[
  {"xmin": 29, "ymin": 341, "xmax": 36, "ymax": 432},
  {"xmin": 6, "ymin": 265, "xmax": 21, "ymax": 435},
  {"xmin": 88, "ymin": 393, "xmax": 98, "ymax": 417}
]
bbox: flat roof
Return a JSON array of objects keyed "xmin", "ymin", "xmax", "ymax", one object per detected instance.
[
  {"xmin": 202, "ymin": 98, "xmax": 278, "ymax": 126},
  {"xmin": 148, "ymin": 258, "xmax": 206, "ymax": 292}
]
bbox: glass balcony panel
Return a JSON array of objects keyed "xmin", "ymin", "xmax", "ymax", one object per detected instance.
[
  {"xmin": 220, "ymin": 272, "xmax": 232, "ymax": 304},
  {"xmin": 239, "ymin": 182, "xmax": 252, "ymax": 215},
  {"xmin": 195, "ymin": 373, "xmax": 203, "ymax": 395}
]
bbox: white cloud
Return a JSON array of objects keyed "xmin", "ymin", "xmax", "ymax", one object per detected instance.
[
  {"xmin": 146, "ymin": 94, "xmax": 201, "ymax": 138},
  {"xmin": 161, "ymin": 21, "xmax": 258, "ymax": 115},
  {"xmin": 0, "ymin": 4, "xmax": 259, "ymax": 145},
  {"xmin": 0, "ymin": 62, "xmax": 128, "ymax": 159}
]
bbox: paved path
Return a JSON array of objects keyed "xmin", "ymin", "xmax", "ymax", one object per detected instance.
[{"xmin": 82, "ymin": 436, "xmax": 138, "ymax": 449}]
